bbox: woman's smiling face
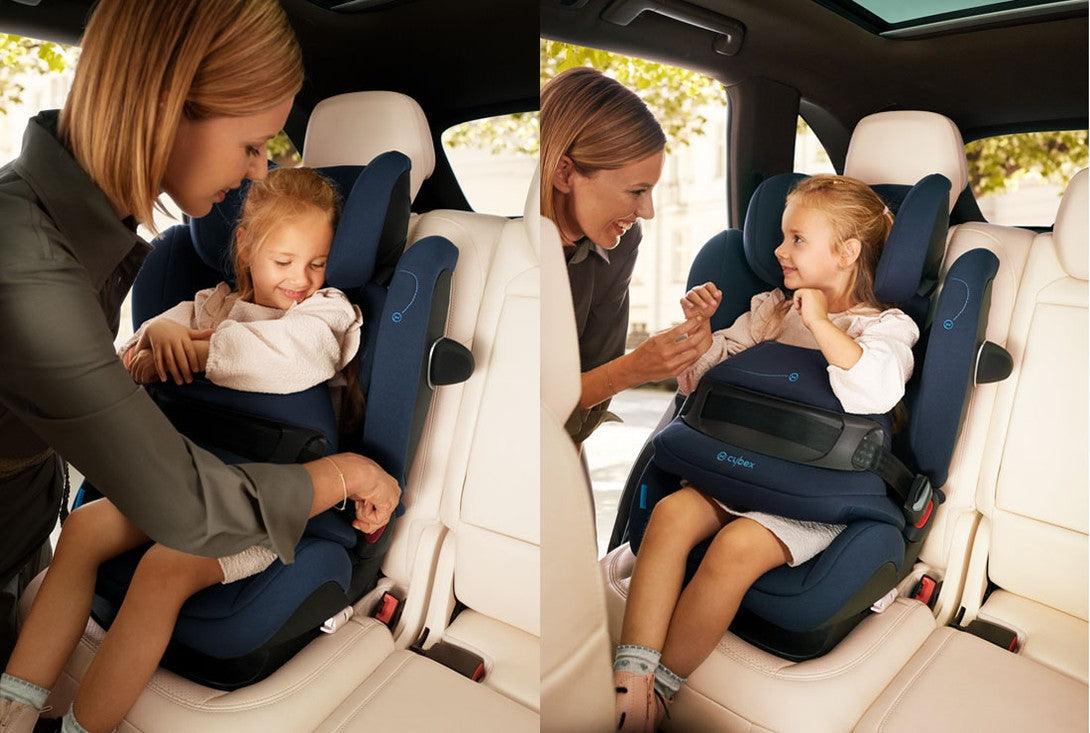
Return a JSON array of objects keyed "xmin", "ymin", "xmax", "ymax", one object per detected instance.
[{"xmin": 559, "ymin": 150, "xmax": 664, "ymax": 249}]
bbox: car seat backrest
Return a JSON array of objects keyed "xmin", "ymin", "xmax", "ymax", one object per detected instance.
[
  {"xmin": 977, "ymin": 168, "xmax": 1088, "ymax": 621},
  {"xmin": 538, "ymin": 166, "xmax": 615, "ymax": 731}
]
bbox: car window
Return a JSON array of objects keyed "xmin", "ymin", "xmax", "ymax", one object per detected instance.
[
  {"xmin": 795, "ymin": 116, "xmax": 836, "ymax": 175},
  {"xmin": 966, "ymin": 130, "xmax": 1088, "ymax": 227},
  {"xmin": 440, "ymin": 112, "xmax": 539, "ymax": 217}
]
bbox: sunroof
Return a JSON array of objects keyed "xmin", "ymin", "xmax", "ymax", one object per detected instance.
[{"xmin": 815, "ymin": 0, "xmax": 1087, "ymax": 36}]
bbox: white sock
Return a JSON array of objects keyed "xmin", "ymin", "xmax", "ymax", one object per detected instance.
[
  {"xmin": 613, "ymin": 644, "xmax": 661, "ymax": 675},
  {"xmin": 0, "ymin": 672, "xmax": 49, "ymax": 711},
  {"xmin": 654, "ymin": 662, "xmax": 686, "ymax": 701}
]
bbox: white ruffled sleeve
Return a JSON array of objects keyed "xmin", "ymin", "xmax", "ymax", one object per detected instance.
[
  {"xmin": 826, "ymin": 309, "xmax": 920, "ymax": 414},
  {"xmin": 677, "ymin": 290, "xmax": 782, "ymax": 395},
  {"xmin": 204, "ymin": 288, "xmax": 363, "ymax": 394}
]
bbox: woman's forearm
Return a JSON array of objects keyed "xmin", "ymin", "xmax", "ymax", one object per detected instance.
[
  {"xmin": 579, "ymin": 352, "xmax": 639, "ymax": 410},
  {"xmin": 809, "ymin": 319, "xmax": 863, "ymax": 370}
]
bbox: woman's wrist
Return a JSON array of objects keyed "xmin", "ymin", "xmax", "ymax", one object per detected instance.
[{"xmin": 303, "ymin": 456, "xmax": 348, "ymax": 517}]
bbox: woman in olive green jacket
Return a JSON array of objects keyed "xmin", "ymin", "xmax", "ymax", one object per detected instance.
[{"xmin": 0, "ymin": 0, "xmax": 400, "ymax": 670}]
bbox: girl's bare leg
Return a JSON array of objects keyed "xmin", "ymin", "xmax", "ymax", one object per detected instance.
[
  {"xmin": 619, "ymin": 487, "xmax": 732, "ymax": 650},
  {"xmin": 71, "ymin": 544, "xmax": 223, "ymax": 733},
  {"xmin": 5, "ymin": 500, "xmax": 149, "ymax": 690},
  {"xmin": 659, "ymin": 516, "xmax": 791, "ymax": 678}
]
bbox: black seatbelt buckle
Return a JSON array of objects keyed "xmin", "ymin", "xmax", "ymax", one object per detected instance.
[
  {"xmin": 371, "ymin": 591, "xmax": 404, "ymax": 630},
  {"xmin": 910, "ymin": 573, "xmax": 942, "ymax": 608},
  {"xmin": 410, "ymin": 627, "xmax": 487, "ymax": 682},
  {"xmin": 902, "ymin": 475, "xmax": 934, "ymax": 543},
  {"xmin": 963, "ymin": 618, "xmax": 1020, "ymax": 653}
]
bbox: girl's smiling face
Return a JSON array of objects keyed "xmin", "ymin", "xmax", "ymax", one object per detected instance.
[
  {"xmin": 245, "ymin": 207, "xmax": 334, "ymax": 309},
  {"xmin": 774, "ymin": 201, "xmax": 857, "ymax": 295},
  {"xmin": 555, "ymin": 150, "xmax": 664, "ymax": 249}
]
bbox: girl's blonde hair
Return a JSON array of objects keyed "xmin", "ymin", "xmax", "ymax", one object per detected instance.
[
  {"xmin": 539, "ymin": 67, "xmax": 666, "ymax": 222},
  {"xmin": 60, "ymin": 0, "xmax": 303, "ymax": 230},
  {"xmin": 233, "ymin": 167, "xmax": 364, "ymax": 434}
]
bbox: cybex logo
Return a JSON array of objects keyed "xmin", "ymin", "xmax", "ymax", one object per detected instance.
[{"xmin": 716, "ymin": 451, "xmax": 756, "ymax": 469}]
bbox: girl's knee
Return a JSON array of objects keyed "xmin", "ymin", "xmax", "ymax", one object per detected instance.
[
  {"xmin": 703, "ymin": 521, "xmax": 789, "ymax": 576},
  {"xmin": 133, "ymin": 544, "xmax": 222, "ymax": 594},
  {"xmin": 645, "ymin": 488, "xmax": 716, "ymax": 546}
]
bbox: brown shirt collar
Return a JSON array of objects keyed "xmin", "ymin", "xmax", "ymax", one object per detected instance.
[{"xmin": 11, "ymin": 110, "xmax": 146, "ymax": 291}]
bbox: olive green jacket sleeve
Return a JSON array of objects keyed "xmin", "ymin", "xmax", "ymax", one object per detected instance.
[{"xmin": 0, "ymin": 248, "xmax": 313, "ymax": 563}]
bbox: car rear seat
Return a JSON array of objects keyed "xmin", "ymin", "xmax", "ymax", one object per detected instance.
[
  {"xmin": 19, "ymin": 91, "xmax": 538, "ymax": 732},
  {"xmin": 856, "ymin": 167, "xmax": 1088, "ymax": 732},
  {"xmin": 539, "ymin": 168, "xmax": 615, "ymax": 733},
  {"xmin": 599, "ymin": 110, "xmax": 1053, "ymax": 732}
]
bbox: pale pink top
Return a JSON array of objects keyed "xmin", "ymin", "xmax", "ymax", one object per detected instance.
[
  {"xmin": 678, "ymin": 289, "xmax": 920, "ymax": 414},
  {"xmin": 119, "ymin": 282, "xmax": 362, "ymax": 394}
]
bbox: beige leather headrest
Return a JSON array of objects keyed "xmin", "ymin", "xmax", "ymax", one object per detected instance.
[
  {"xmin": 303, "ymin": 91, "xmax": 435, "ymax": 200},
  {"xmin": 1053, "ymin": 168, "xmax": 1088, "ymax": 280},
  {"xmin": 844, "ymin": 111, "xmax": 968, "ymax": 212}
]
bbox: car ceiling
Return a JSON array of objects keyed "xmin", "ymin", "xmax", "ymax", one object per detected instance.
[
  {"xmin": 541, "ymin": 0, "xmax": 1088, "ymax": 141},
  {"xmin": 0, "ymin": 0, "xmax": 539, "ymax": 133}
]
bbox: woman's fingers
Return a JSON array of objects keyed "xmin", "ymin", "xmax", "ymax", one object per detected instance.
[
  {"xmin": 153, "ymin": 345, "xmax": 167, "ymax": 383},
  {"xmin": 172, "ymin": 340, "xmax": 192, "ymax": 383}
]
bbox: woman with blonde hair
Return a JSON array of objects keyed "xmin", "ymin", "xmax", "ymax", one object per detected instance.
[
  {"xmin": 541, "ymin": 67, "xmax": 711, "ymax": 443},
  {"xmin": 0, "ymin": 3, "xmax": 399, "ymax": 728}
]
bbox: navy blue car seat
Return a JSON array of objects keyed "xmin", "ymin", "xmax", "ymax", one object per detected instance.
[
  {"xmin": 621, "ymin": 172, "xmax": 1013, "ymax": 661},
  {"xmin": 72, "ymin": 152, "xmax": 473, "ymax": 689}
]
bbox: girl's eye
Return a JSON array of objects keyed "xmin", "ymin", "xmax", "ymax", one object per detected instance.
[{"xmin": 793, "ymin": 235, "xmax": 804, "ymax": 244}]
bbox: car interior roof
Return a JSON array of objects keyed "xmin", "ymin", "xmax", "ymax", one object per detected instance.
[
  {"xmin": 0, "ymin": 0, "xmax": 538, "ymax": 131},
  {"xmin": 541, "ymin": 0, "xmax": 1088, "ymax": 141}
]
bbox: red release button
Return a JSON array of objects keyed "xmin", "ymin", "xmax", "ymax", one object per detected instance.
[{"xmin": 375, "ymin": 592, "xmax": 398, "ymax": 624}]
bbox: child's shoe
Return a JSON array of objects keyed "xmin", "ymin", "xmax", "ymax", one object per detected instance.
[
  {"xmin": 615, "ymin": 669, "xmax": 656, "ymax": 732},
  {"xmin": 0, "ymin": 698, "xmax": 39, "ymax": 733}
]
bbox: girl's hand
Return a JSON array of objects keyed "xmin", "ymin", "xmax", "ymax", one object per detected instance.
[
  {"xmin": 144, "ymin": 320, "xmax": 214, "ymax": 385},
  {"xmin": 793, "ymin": 288, "xmax": 830, "ymax": 330},
  {"xmin": 681, "ymin": 282, "xmax": 722, "ymax": 319},
  {"xmin": 127, "ymin": 349, "xmax": 161, "ymax": 384}
]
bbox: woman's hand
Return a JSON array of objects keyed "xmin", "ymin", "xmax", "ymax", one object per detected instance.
[
  {"xmin": 351, "ymin": 498, "xmax": 391, "ymax": 534},
  {"xmin": 337, "ymin": 453, "xmax": 401, "ymax": 521},
  {"xmin": 142, "ymin": 320, "xmax": 214, "ymax": 385},
  {"xmin": 793, "ymin": 288, "xmax": 830, "ymax": 330},
  {"xmin": 624, "ymin": 317, "xmax": 711, "ymax": 384},
  {"xmin": 681, "ymin": 282, "xmax": 722, "ymax": 320}
]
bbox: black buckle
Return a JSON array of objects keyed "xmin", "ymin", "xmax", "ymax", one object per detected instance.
[
  {"xmin": 410, "ymin": 627, "xmax": 487, "ymax": 682},
  {"xmin": 963, "ymin": 619, "xmax": 1020, "ymax": 653},
  {"xmin": 902, "ymin": 475, "xmax": 934, "ymax": 543}
]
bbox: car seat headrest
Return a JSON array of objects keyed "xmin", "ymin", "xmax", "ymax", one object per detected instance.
[
  {"xmin": 845, "ymin": 111, "xmax": 967, "ymax": 213},
  {"xmin": 1053, "ymin": 167, "xmax": 1088, "ymax": 281},
  {"xmin": 189, "ymin": 152, "xmax": 412, "ymax": 289},
  {"xmin": 303, "ymin": 92, "xmax": 435, "ymax": 201},
  {"xmin": 743, "ymin": 172, "xmax": 951, "ymax": 304}
]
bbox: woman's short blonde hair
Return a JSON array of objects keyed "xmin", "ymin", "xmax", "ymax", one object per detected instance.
[
  {"xmin": 59, "ymin": 0, "xmax": 304, "ymax": 229},
  {"xmin": 539, "ymin": 67, "xmax": 665, "ymax": 222}
]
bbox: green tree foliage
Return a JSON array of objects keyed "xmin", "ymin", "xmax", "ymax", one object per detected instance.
[
  {"xmin": 966, "ymin": 130, "xmax": 1088, "ymax": 197},
  {"xmin": 0, "ymin": 34, "xmax": 75, "ymax": 115}
]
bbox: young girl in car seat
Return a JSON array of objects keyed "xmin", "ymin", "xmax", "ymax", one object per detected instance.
[
  {"xmin": 613, "ymin": 175, "xmax": 920, "ymax": 732},
  {"xmin": 0, "ymin": 167, "xmax": 388, "ymax": 733}
]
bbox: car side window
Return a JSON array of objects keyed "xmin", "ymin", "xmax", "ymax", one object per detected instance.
[
  {"xmin": 966, "ymin": 130, "xmax": 1088, "ymax": 227},
  {"xmin": 794, "ymin": 116, "xmax": 836, "ymax": 175},
  {"xmin": 441, "ymin": 112, "xmax": 539, "ymax": 217}
]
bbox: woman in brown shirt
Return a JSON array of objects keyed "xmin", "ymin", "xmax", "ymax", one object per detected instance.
[
  {"xmin": 540, "ymin": 68, "xmax": 712, "ymax": 444},
  {"xmin": 0, "ymin": 0, "xmax": 399, "ymax": 673}
]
